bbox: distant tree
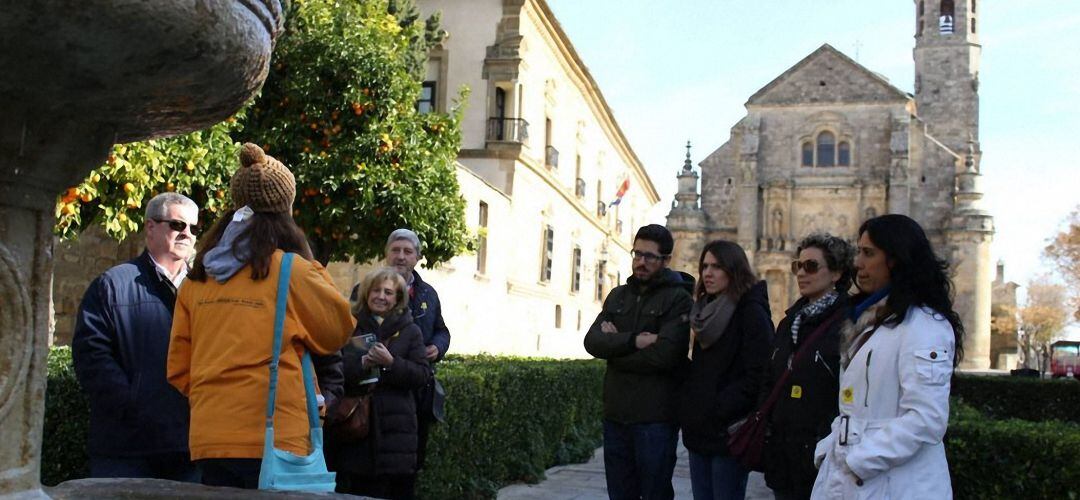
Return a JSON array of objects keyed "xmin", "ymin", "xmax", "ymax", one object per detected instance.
[
  {"xmin": 1044, "ymin": 206, "xmax": 1080, "ymax": 320},
  {"xmin": 243, "ymin": 0, "xmax": 469, "ymax": 265},
  {"xmin": 1018, "ymin": 278, "xmax": 1070, "ymax": 374}
]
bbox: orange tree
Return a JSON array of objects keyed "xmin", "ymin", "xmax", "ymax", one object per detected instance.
[
  {"xmin": 54, "ymin": 0, "xmax": 470, "ymax": 267},
  {"xmin": 241, "ymin": 0, "xmax": 469, "ymax": 265},
  {"xmin": 53, "ymin": 117, "xmax": 242, "ymax": 241}
]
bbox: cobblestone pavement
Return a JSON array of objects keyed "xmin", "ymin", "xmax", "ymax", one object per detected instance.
[{"xmin": 497, "ymin": 439, "xmax": 774, "ymax": 500}]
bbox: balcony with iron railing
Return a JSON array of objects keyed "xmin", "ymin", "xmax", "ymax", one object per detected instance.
[
  {"xmin": 575, "ymin": 178, "xmax": 586, "ymax": 199},
  {"xmin": 486, "ymin": 117, "xmax": 528, "ymax": 143},
  {"xmin": 545, "ymin": 145, "xmax": 559, "ymax": 169}
]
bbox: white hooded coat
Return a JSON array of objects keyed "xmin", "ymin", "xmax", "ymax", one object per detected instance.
[{"xmin": 811, "ymin": 305, "xmax": 955, "ymax": 500}]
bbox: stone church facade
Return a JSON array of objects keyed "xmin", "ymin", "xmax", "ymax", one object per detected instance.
[{"xmin": 667, "ymin": 0, "xmax": 994, "ymax": 369}]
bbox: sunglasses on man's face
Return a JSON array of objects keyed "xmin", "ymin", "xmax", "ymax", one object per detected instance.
[
  {"xmin": 791, "ymin": 259, "xmax": 824, "ymax": 275},
  {"xmin": 153, "ymin": 218, "xmax": 198, "ymax": 234}
]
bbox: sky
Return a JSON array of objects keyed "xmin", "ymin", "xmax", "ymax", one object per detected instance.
[{"xmin": 545, "ymin": 1, "xmax": 1080, "ymax": 310}]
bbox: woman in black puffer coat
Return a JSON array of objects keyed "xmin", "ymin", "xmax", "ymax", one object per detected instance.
[
  {"xmin": 678, "ymin": 240, "xmax": 774, "ymax": 500},
  {"xmin": 761, "ymin": 233, "xmax": 854, "ymax": 500},
  {"xmin": 329, "ymin": 267, "xmax": 430, "ymax": 500}
]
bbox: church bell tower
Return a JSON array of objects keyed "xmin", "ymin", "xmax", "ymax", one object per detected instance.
[
  {"xmin": 913, "ymin": 0, "xmax": 980, "ymax": 150},
  {"xmin": 915, "ymin": 0, "xmax": 993, "ymax": 369}
]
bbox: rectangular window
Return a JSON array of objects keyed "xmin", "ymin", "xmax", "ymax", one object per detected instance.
[
  {"xmin": 418, "ymin": 81, "xmax": 436, "ymax": 114},
  {"xmin": 555, "ymin": 304, "xmax": 562, "ymax": 329},
  {"xmin": 540, "ymin": 225, "xmax": 554, "ymax": 282},
  {"xmin": 595, "ymin": 260, "xmax": 607, "ymax": 301},
  {"xmin": 477, "ymin": 201, "xmax": 489, "ymax": 274},
  {"xmin": 571, "ymin": 246, "xmax": 582, "ymax": 293}
]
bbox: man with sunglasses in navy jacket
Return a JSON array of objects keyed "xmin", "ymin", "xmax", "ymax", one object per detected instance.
[{"xmin": 72, "ymin": 192, "xmax": 201, "ymax": 481}]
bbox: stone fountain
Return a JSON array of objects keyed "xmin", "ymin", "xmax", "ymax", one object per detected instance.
[{"xmin": 0, "ymin": 1, "xmax": 282, "ymax": 497}]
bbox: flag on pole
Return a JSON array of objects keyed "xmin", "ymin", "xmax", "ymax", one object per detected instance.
[{"xmin": 608, "ymin": 178, "xmax": 631, "ymax": 207}]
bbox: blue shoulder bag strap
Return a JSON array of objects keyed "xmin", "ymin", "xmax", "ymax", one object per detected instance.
[{"xmin": 265, "ymin": 252, "xmax": 323, "ymax": 438}]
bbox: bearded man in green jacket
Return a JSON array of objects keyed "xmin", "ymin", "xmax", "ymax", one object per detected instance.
[{"xmin": 584, "ymin": 224, "xmax": 694, "ymax": 500}]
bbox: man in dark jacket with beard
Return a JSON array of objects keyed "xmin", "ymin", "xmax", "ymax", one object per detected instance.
[{"xmin": 584, "ymin": 224, "xmax": 693, "ymax": 500}]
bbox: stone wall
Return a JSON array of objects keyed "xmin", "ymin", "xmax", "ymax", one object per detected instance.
[{"xmin": 51, "ymin": 226, "xmax": 142, "ymax": 345}]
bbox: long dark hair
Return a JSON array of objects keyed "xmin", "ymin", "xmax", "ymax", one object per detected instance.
[
  {"xmin": 695, "ymin": 240, "xmax": 757, "ymax": 301},
  {"xmin": 189, "ymin": 209, "xmax": 314, "ymax": 282},
  {"xmin": 859, "ymin": 214, "xmax": 966, "ymax": 365}
]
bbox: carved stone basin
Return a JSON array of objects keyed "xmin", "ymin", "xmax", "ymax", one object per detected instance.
[
  {"xmin": 0, "ymin": 0, "xmax": 282, "ymax": 143},
  {"xmin": 0, "ymin": 1, "xmax": 282, "ymax": 497}
]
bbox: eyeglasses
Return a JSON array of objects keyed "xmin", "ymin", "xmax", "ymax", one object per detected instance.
[
  {"xmin": 791, "ymin": 259, "xmax": 824, "ymax": 275},
  {"xmin": 153, "ymin": 218, "xmax": 198, "ymax": 233},
  {"xmin": 631, "ymin": 250, "xmax": 669, "ymax": 263}
]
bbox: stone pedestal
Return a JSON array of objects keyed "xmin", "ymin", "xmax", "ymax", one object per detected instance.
[
  {"xmin": 0, "ymin": 1, "xmax": 283, "ymax": 496},
  {"xmin": 47, "ymin": 478, "xmax": 365, "ymax": 499}
]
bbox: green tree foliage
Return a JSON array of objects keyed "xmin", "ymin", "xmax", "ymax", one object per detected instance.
[
  {"xmin": 54, "ymin": 0, "xmax": 470, "ymax": 267},
  {"xmin": 242, "ymin": 0, "xmax": 469, "ymax": 264},
  {"xmin": 53, "ymin": 117, "xmax": 243, "ymax": 240}
]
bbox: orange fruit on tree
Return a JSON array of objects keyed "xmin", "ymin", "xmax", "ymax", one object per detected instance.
[{"xmin": 123, "ymin": 182, "xmax": 136, "ymax": 194}]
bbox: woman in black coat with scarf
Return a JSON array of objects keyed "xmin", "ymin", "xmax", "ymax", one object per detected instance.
[
  {"xmin": 329, "ymin": 267, "xmax": 430, "ymax": 500},
  {"xmin": 678, "ymin": 240, "xmax": 774, "ymax": 500},
  {"xmin": 760, "ymin": 233, "xmax": 854, "ymax": 500}
]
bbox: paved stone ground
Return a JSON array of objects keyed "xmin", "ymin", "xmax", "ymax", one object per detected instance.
[{"xmin": 498, "ymin": 439, "xmax": 774, "ymax": 500}]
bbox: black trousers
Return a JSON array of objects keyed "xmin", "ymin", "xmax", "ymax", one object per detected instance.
[
  {"xmin": 197, "ymin": 458, "xmax": 261, "ymax": 489},
  {"xmin": 337, "ymin": 472, "xmax": 417, "ymax": 500}
]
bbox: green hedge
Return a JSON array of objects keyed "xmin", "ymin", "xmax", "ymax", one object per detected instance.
[
  {"xmin": 42, "ymin": 348, "xmax": 603, "ymax": 499},
  {"xmin": 42, "ymin": 347, "xmax": 89, "ymax": 486},
  {"xmin": 417, "ymin": 355, "xmax": 603, "ymax": 498},
  {"xmin": 952, "ymin": 374, "xmax": 1080, "ymax": 423},
  {"xmin": 948, "ymin": 402, "xmax": 1080, "ymax": 498}
]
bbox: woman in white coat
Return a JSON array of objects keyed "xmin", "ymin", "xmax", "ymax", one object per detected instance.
[{"xmin": 811, "ymin": 214, "xmax": 964, "ymax": 500}]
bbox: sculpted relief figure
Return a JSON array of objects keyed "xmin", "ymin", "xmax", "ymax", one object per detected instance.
[{"xmin": 772, "ymin": 207, "xmax": 785, "ymax": 238}]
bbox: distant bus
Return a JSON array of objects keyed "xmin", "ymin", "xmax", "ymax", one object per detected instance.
[{"xmin": 1050, "ymin": 340, "xmax": 1080, "ymax": 379}]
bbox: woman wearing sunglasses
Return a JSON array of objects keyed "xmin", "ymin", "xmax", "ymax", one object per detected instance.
[
  {"xmin": 760, "ymin": 233, "xmax": 854, "ymax": 500},
  {"xmin": 811, "ymin": 214, "xmax": 963, "ymax": 499},
  {"xmin": 677, "ymin": 240, "xmax": 773, "ymax": 500}
]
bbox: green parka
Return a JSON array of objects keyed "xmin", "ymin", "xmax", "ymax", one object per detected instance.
[{"xmin": 584, "ymin": 268, "xmax": 694, "ymax": 424}]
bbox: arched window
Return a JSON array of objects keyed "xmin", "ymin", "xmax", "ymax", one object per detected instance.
[
  {"xmin": 816, "ymin": 132, "xmax": 835, "ymax": 167},
  {"xmin": 801, "ymin": 142, "xmax": 813, "ymax": 166},
  {"xmin": 971, "ymin": 17, "xmax": 976, "ymax": 33},
  {"xmin": 838, "ymin": 141, "xmax": 851, "ymax": 166}
]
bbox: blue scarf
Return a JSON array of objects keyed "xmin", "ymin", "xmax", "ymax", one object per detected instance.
[{"xmin": 850, "ymin": 286, "xmax": 891, "ymax": 322}]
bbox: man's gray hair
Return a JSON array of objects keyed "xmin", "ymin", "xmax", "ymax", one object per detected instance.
[
  {"xmin": 145, "ymin": 192, "xmax": 198, "ymax": 221},
  {"xmin": 386, "ymin": 228, "xmax": 421, "ymax": 254}
]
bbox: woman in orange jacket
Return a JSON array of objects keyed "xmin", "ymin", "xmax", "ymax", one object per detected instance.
[{"xmin": 167, "ymin": 143, "xmax": 355, "ymax": 488}]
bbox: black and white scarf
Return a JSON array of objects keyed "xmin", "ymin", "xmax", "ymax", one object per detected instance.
[{"xmin": 790, "ymin": 290, "xmax": 840, "ymax": 346}]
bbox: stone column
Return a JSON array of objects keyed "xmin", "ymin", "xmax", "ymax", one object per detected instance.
[
  {"xmin": 0, "ymin": 1, "xmax": 283, "ymax": 496},
  {"xmin": 0, "ymin": 118, "xmax": 117, "ymax": 499}
]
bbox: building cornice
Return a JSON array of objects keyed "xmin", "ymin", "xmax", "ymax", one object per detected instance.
[{"xmin": 524, "ymin": 0, "xmax": 660, "ymax": 205}]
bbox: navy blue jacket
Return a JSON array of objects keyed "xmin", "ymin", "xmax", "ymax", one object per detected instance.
[
  {"xmin": 72, "ymin": 251, "xmax": 190, "ymax": 457},
  {"xmin": 409, "ymin": 270, "xmax": 450, "ymax": 362}
]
